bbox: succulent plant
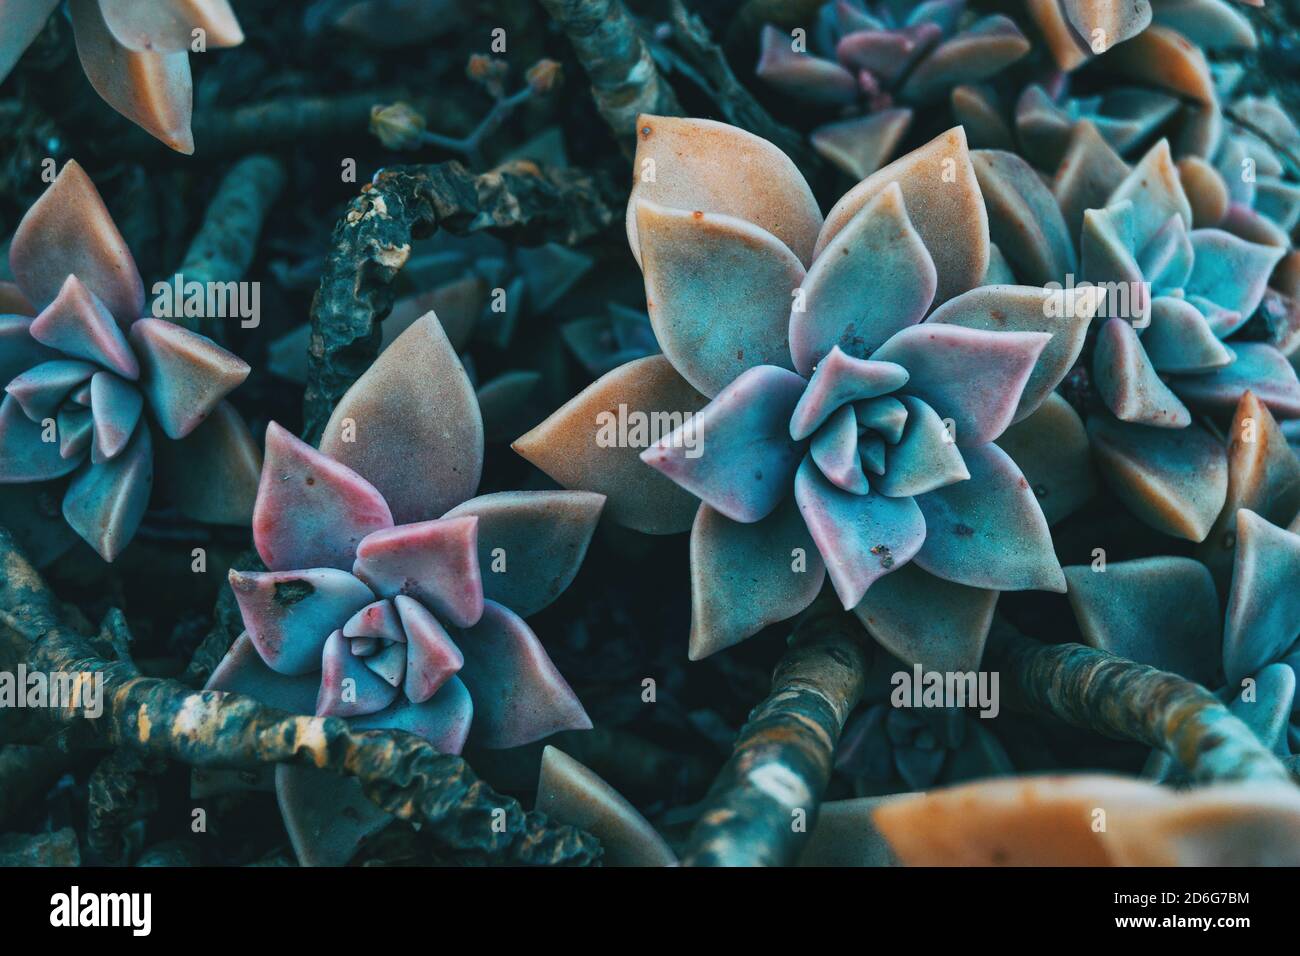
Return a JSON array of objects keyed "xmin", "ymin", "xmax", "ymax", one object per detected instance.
[
  {"xmin": 0, "ymin": 0, "xmax": 244, "ymax": 153},
  {"xmin": 836, "ymin": 701, "xmax": 1011, "ymax": 792},
  {"xmin": 0, "ymin": 160, "xmax": 257, "ymax": 562},
  {"xmin": 753, "ymin": 1, "xmax": 1029, "ymax": 178},
  {"xmin": 206, "ymin": 311, "xmax": 603, "ymax": 865},
  {"xmin": 517, "ymin": 116, "xmax": 1102, "ymax": 667}
]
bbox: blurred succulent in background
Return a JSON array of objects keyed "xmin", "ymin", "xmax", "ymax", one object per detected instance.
[
  {"xmin": 871, "ymin": 774, "xmax": 1300, "ymax": 865},
  {"xmin": 561, "ymin": 303, "xmax": 659, "ymax": 378},
  {"xmin": 837, "ymin": 701, "xmax": 1012, "ymax": 793},
  {"xmin": 753, "ymin": 0, "xmax": 1028, "ymax": 178},
  {"xmin": 517, "ymin": 116, "xmax": 1104, "ymax": 668},
  {"xmin": 0, "ymin": 161, "xmax": 257, "ymax": 562},
  {"xmin": 208, "ymin": 311, "xmax": 604, "ymax": 865},
  {"xmin": 0, "ymin": 0, "xmax": 245, "ymax": 153}
]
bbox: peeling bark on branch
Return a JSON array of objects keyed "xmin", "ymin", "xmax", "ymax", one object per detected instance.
[
  {"xmin": 538, "ymin": 0, "xmax": 683, "ymax": 148},
  {"xmin": 302, "ymin": 159, "xmax": 616, "ymax": 441},
  {"xmin": 988, "ymin": 624, "xmax": 1292, "ymax": 785},
  {"xmin": 682, "ymin": 600, "xmax": 868, "ymax": 867}
]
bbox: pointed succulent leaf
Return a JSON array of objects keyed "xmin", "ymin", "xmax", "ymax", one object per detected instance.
[
  {"xmin": 856, "ymin": 396, "xmax": 908, "ymax": 444},
  {"xmin": 0, "ymin": 394, "xmax": 83, "ymax": 482},
  {"xmin": 393, "ymin": 595, "xmax": 464, "ymax": 703},
  {"xmin": 58, "ymin": 407, "xmax": 94, "ymax": 461},
  {"xmin": 970, "ymin": 149, "xmax": 1075, "ymax": 287},
  {"xmin": 1197, "ymin": 392, "xmax": 1300, "ymax": 586},
  {"xmin": 0, "ymin": 315, "xmax": 55, "ymax": 387},
  {"xmin": 230, "ymin": 567, "xmax": 374, "ymax": 676},
  {"xmin": 319, "ymin": 312, "xmax": 483, "ymax": 524},
  {"xmin": 1104, "ymin": 24, "xmax": 1218, "ymax": 110},
  {"xmin": 913, "ymin": 442, "xmax": 1064, "ymax": 592},
  {"xmin": 810, "ymin": 404, "xmax": 870, "ymax": 494},
  {"xmin": 627, "ymin": 115, "xmax": 823, "ymax": 268},
  {"xmin": 688, "ymin": 496, "xmax": 825, "ymax": 660},
  {"xmin": 1141, "ymin": 296, "xmax": 1233, "ymax": 374},
  {"xmin": 1054, "ymin": 121, "xmax": 1131, "ymax": 240},
  {"xmin": 790, "ymin": 183, "xmax": 936, "ymax": 377},
  {"xmin": 1080, "ymin": 203, "xmax": 1149, "ymax": 325},
  {"xmin": 206, "ymin": 633, "xmax": 320, "ymax": 722},
  {"xmin": 1224, "ymin": 662, "xmax": 1295, "ymax": 756},
  {"xmin": 951, "ymin": 84, "xmax": 1014, "ymax": 152},
  {"xmin": 442, "ymin": 490, "xmax": 605, "ymax": 618},
  {"xmin": 88, "ymin": 371, "xmax": 143, "ymax": 463},
  {"xmin": 1062, "ymin": 0, "xmax": 1153, "ymax": 49},
  {"xmin": 1223, "ymin": 509, "xmax": 1300, "ymax": 684},
  {"xmin": 794, "ymin": 456, "xmax": 925, "ymax": 609},
  {"xmin": 995, "ymin": 393, "xmax": 1096, "ymax": 526},
  {"xmin": 810, "ymin": 110, "xmax": 913, "ymax": 181},
  {"xmin": 456, "ymin": 600, "xmax": 590, "ymax": 749},
  {"xmin": 929, "ymin": 285, "xmax": 1097, "ymax": 422},
  {"xmin": 1087, "ymin": 414, "xmax": 1227, "ymax": 541},
  {"xmin": 4, "ymin": 360, "xmax": 97, "ymax": 423},
  {"xmin": 514, "ymin": 356, "xmax": 708, "ymax": 535},
  {"xmin": 1178, "ymin": 155, "xmax": 1230, "ymax": 227},
  {"xmin": 875, "ymin": 396, "xmax": 969, "ymax": 498},
  {"xmin": 1150, "ymin": 0, "xmax": 1256, "ymax": 51},
  {"xmin": 1106, "ymin": 140, "xmax": 1193, "ymax": 252},
  {"xmin": 636, "ymin": 201, "xmax": 803, "ymax": 398},
  {"xmin": 853, "ymin": 562, "xmax": 997, "ymax": 672},
  {"xmin": 1172, "ymin": 342, "xmax": 1300, "ymax": 421},
  {"xmin": 1064, "ymin": 557, "xmax": 1221, "ymax": 685},
  {"xmin": 317, "ymin": 629, "xmax": 401, "ymax": 717},
  {"xmin": 9, "ymin": 160, "xmax": 145, "ymax": 321},
  {"xmin": 352, "ymin": 516, "xmax": 484, "ymax": 629},
  {"xmin": 1138, "ymin": 215, "xmax": 1194, "ymax": 289},
  {"xmin": 756, "ymin": 25, "xmax": 858, "ymax": 104},
  {"xmin": 1093, "ymin": 318, "xmax": 1192, "ymax": 427},
  {"xmin": 641, "ymin": 365, "xmax": 805, "ymax": 524},
  {"xmin": 68, "ymin": 0, "xmax": 195, "ymax": 154},
  {"xmin": 899, "ymin": 16, "xmax": 1030, "ymax": 103},
  {"xmin": 128, "ymin": 318, "xmax": 248, "ymax": 439},
  {"xmin": 817, "ymin": 128, "xmax": 989, "ymax": 305},
  {"xmin": 1185, "ymin": 229, "xmax": 1286, "ymax": 320},
  {"xmin": 536, "ymin": 746, "xmax": 677, "ymax": 867},
  {"xmin": 99, "ymin": 0, "xmax": 244, "ymax": 53},
  {"xmin": 253, "ymin": 422, "xmax": 394, "ymax": 572},
  {"xmin": 872, "ymin": 324, "xmax": 1049, "ymax": 446},
  {"xmin": 62, "ymin": 422, "xmax": 152, "ymax": 561},
  {"xmin": 156, "ymin": 401, "xmax": 260, "ymax": 526},
  {"xmin": 836, "ymin": 24, "xmax": 939, "ymax": 82},
  {"xmin": 29, "ymin": 275, "xmax": 139, "ymax": 379},
  {"xmin": 344, "ymin": 599, "xmax": 405, "ymax": 643},
  {"xmin": 789, "ymin": 346, "xmax": 908, "ymax": 441}
]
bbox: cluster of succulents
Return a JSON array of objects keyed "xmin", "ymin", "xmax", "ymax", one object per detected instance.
[{"xmin": 6, "ymin": 0, "xmax": 1300, "ymax": 873}]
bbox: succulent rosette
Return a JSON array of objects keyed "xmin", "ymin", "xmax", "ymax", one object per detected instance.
[
  {"xmin": 753, "ymin": 0, "xmax": 1028, "ymax": 178},
  {"xmin": 0, "ymin": 0, "xmax": 244, "ymax": 153},
  {"xmin": 206, "ymin": 311, "xmax": 602, "ymax": 866},
  {"xmin": 517, "ymin": 117, "xmax": 1097, "ymax": 668},
  {"xmin": 0, "ymin": 160, "xmax": 257, "ymax": 562},
  {"xmin": 1071, "ymin": 141, "xmax": 1297, "ymax": 541}
]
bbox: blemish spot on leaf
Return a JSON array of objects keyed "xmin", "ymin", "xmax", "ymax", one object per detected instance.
[{"xmin": 273, "ymin": 579, "xmax": 316, "ymax": 607}]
